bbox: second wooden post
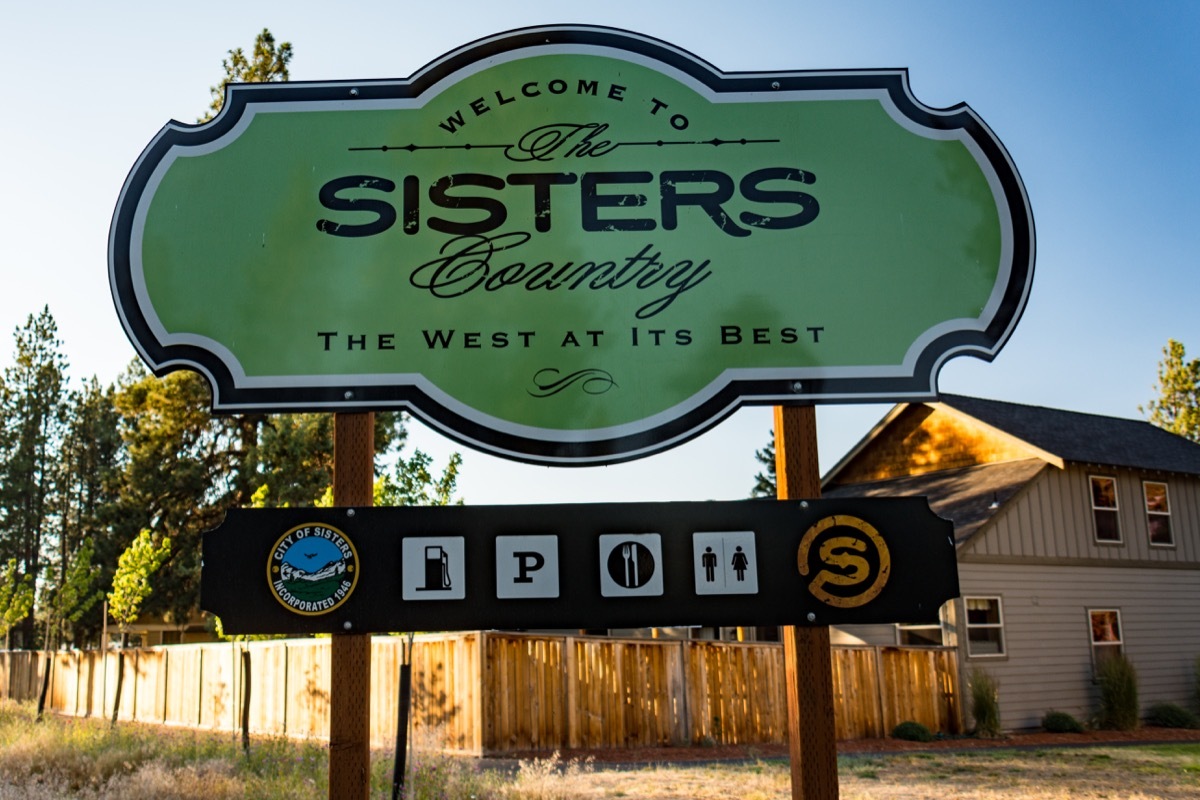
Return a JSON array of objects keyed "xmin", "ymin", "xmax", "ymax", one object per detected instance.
[
  {"xmin": 330, "ymin": 412, "xmax": 374, "ymax": 800},
  {"xmin": 774, "ymin": 404, "xmax": 839, "ymax": 800}
]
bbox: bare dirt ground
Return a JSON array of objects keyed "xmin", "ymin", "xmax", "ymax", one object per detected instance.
[
  {"xmin": 495, "ymin": 726, "xmax": 1200, "ymax": 766},
  {"xmin": 489, "ymin": 729, "xmax": 1200, "ymax": 800}
]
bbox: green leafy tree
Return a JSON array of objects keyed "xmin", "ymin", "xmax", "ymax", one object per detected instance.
[
  {"xmin": 1142, "ymin": 339, "xmax": 1200, "ymax": 443},
  {"xmin": 375, "ymin": 450, "xmax": 463, "ymax": 507},
  {"xmin": 112, "ymin": 367, "xmax": 227, "ymax": 622},
  {"xmin": 107, "ymin": 530, "xmax": 171, "ymax": 636},
  {"xmin": 201, "ymin": 28, "xmax": 293, "ymax": 122},
  {"xmin": 0, "ymin": 558, "xmax": 35, "ymax": 650},
  {"xmin": 750, "ymin": 431, "xmax": 777, "ymax": 498},
  {"xmin": 38, "ymin": 539, "xmax": 102, "ymax": 651},
  {"xmin": 0, "ymin": 307, "xmax": 68, "ymax": 647}
]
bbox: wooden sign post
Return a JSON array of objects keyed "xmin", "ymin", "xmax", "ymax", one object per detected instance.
[
  {"xmin": 330, "ymin": 412, "xmax": 374, "ymax": 800},
  {"xmin": 774, "ymin": 405, "xmax": 839, "ymax": 800},
  {"xmin": 114, "ymin": 25, "xmax": 1022, "ymax": 800}
]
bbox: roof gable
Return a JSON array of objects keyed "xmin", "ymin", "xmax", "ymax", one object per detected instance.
[
  {"xmin": 823, "ymin": 459, "xmax": 1047, "ymax": 546},
  {"xmin": 824, "ymin": 395, "xmax": 1200, "ymax": 486},
  {"xmin": 825, "ymin": 402, "xmax": 1046, "ymax": 485},
  {"xmin": 937, "ymin": 394, "xmax": 1200, "ymax": 477}
]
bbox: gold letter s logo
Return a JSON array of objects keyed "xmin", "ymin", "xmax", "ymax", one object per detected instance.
[{"xmin": 798, "ymin": 516, "xmax": 891, "ymax": 608}]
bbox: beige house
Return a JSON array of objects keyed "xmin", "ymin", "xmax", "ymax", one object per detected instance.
[{"xmin": 823, "ymin": 394, "xmax": 1200, "ymax": 730}]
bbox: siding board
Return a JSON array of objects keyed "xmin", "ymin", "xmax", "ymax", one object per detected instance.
[{"xmin": 958, "ymin": 562, "xmax": 1200, "ymax": 730}]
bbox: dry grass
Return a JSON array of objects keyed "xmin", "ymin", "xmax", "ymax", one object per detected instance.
[
  {"xmin": 838, "ymin": 746, "xmax": 1200, "ymax": 800},
  {"xmin": 0, "ymin": 699, "xmax": 324, "ymax": 799},
  {"xmin": 494, "ymin": 744, "xmax": 1200, "ymax": 799},
  {"xmin": 3, "ymin": 699, "xmax": 1198, "ymax": 798}
]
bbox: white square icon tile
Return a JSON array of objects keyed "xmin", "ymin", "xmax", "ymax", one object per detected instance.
[
  {"xmin": 598, "ymin": 533, "xmax": 663, "ymax": 597},
  {"xmin": 496, "ymin": 535, "xmax": 559, "ymax": 599},
  {"xmin": 401, "ymin": 537, "xmax": 465, "ymax": 600},
  {"xmin": 693, "ymin": 531, "xmax": 758, "ymax": 595}
]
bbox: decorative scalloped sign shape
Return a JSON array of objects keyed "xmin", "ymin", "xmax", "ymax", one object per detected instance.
[{"xmin": 110, "ymin": 25, "xmax": 1034, "ymax": 465}]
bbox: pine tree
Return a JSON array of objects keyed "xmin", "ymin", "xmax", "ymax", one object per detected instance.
[
  {"xmin": 47, "ymin": 378, "xmax": 121, "ymax": 646},
  {"xmin": 1142, "ymin": 339, "xmax": 1200, "ymax": 443},
  {"xmin": 0, "ymin": 307, "xmax": 68, "ymax": 647},
  {"xmin": 200, "ymin": 28, "xmax": 293, "ymax": 122},
  {"xmin": 750, "ymin": 431, "xmax": 777, "ymax": 498}
]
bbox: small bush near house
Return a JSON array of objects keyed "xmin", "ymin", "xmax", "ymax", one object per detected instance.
[
  {"xmin": 891, "ymin": 721, "xmax": 934, "ymax": 742},
  {"xmin": 1145, "ymin": 702, "xmax": 1200, "ymax": 729},
  {"xmin": 1096, "ymin": 653, "xmax": 1140, "ymax": 731},
  {"xmin": 1194, "ymin": 655, "xmax": 1200, "ymax": 713},
  {"xmin": 1041, "ymin": 710, "xmax": 1085, "ymax": 733},
  {"xmin": 969, "ymin": 668, "xmax": 1002, "ymax": 737}
]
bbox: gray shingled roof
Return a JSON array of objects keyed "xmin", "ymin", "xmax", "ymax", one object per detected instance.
[
  {"xmin": 938, "ymin": 394, "xmax": 1200, "ymax": 477},
  {"xmin": 824, "ymin": 459, "xmax": 1048, "ymax": 546}
]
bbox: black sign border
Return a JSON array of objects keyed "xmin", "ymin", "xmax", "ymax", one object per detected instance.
[
  {"xmin": 110, "ymin": 25, "xmax": 1035, "ymax": 466},
  {"xmin": 202, "ymin": 499, "xmax": 959, "ymax": 636}
]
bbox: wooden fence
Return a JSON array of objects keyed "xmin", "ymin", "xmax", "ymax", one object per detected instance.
[{"xmin": 1, "ymin": 633, "xmax": 960, "ymax": 754}]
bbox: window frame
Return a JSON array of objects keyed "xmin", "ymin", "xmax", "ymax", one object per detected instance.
[
  {"xmin": 1089, "ymin": 474, "xmax": 1122, "ymax": 544},
  {"xmin": 1143, "ymin": 480, "xmax": 1173, "ymax": 547},
  {"xmin": 896, "ymin": 621, "xmax": 945, "ymax": 647},
  {"xmin": 1088, "ymin": 608, "xmax": 1124, "ymax": 675},
  {"xmin": 896, "ymin": 601, "xmax": 955, "ymax": 647},
  {"xmin": 964, "ymin": 596, "xmax": 1005, "ymax": 659}
]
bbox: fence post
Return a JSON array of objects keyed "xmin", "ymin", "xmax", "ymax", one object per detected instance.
[
  {"xmin": 36, "ymin": 653, "xmax": 51, "ymax": 720},
  {"xmin": 874, "ymin": 647, "xmax": 888, "ymax": 737},
  {"xmin": 564, "ymin": 635, "xmax": 578, "ymax": 749},
  {"xmin": 241, "ymin": 648, "xmax": 252, "ymax": 753}
]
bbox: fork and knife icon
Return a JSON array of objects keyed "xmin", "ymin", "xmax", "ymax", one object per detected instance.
[{"xmin": 612, "ymin": 541, "xmax": 652, "ymax": 588}]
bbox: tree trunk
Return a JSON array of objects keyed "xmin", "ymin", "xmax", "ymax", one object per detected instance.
[{"xmin": 111, "ymin": 649, "xmax": 125, "ymax": 728}]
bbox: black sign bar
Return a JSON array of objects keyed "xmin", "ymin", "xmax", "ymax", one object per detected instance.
[{"xmin": 201, "ymin": 499, "xmax": 958, "ymax": 635}]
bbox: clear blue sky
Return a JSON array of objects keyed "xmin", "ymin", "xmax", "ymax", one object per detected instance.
[{"xmin": 2, "ymin": 1, "xmax": 1196, "ymax": 504}]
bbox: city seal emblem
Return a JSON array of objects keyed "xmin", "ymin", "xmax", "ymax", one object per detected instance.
[{"xmin": 267, "ymin": 523, "xmax": 359, "ymax": 615}]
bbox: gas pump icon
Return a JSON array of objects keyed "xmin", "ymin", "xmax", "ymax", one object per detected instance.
[
  {"xmin": 421, "ymin": 545, "xmax": 452, "ymax": 592},
  {"xmin": 402, "ymin": 537, "xmax": 465, "ymax": 601}
]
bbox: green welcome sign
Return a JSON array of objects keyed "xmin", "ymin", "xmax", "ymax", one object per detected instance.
[{"xmin": 110, "ymin": 26, "xmax": 1034, "ymax": 465}]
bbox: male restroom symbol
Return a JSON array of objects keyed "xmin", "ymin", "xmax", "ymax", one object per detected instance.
[{"xmin": 702, "ymin": 546, "xmax": 718, "ymax": 582}]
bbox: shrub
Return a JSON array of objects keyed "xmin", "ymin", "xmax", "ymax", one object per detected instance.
[
  {"xmin": 969, "ymin": 668, "xmax": 1002, "ymax": 737},
  {"xmin": 1145, "ymin": 702, "xmax": 1199, "ymax": 729},
  {"xmin": 1194, "ymin": 655, "xmax": 1200, "ymax": 713},
  {"xmin": 891, "ymin": 721, "xmax": 934, "ymax": 742},
  {"xmin": 1041, "ymin": 710, "xmax": 1085, "ymax": 733},
  {"xmin": 1096, "ymin": 653, "xmax": 1139, "ymax": 731}
]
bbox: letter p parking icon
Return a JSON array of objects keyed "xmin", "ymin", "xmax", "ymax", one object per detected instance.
[
  {"xmin": 496, "ymin": 536, "xmax": 559, "ymax": 599},
  {"xmin": 513, "ymin": 551, "xmax": 545, "ymax": 583}
]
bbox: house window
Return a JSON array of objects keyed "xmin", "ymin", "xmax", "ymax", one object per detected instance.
[
  {"xmin": 897, "ymin": 622, "xmax": 944, "ymax": 646},
  {"xmin": 1143, "ymin": 481, "xmax": 1173, "ymax": 546},
  {"xmin": 897, "ymin": 602, "xmax": 953, "ymax": 646},
  {"xmin": 965, "ymin": 597, "xmax": 1004, "ymax": 657},
  {"xmin": 1089, "ymin": 609, "xmax": 1123, "ymax": 672},
  {"xmin": 1090, "ymin": 476, "xmax": 1121, "ymax": 543}
]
